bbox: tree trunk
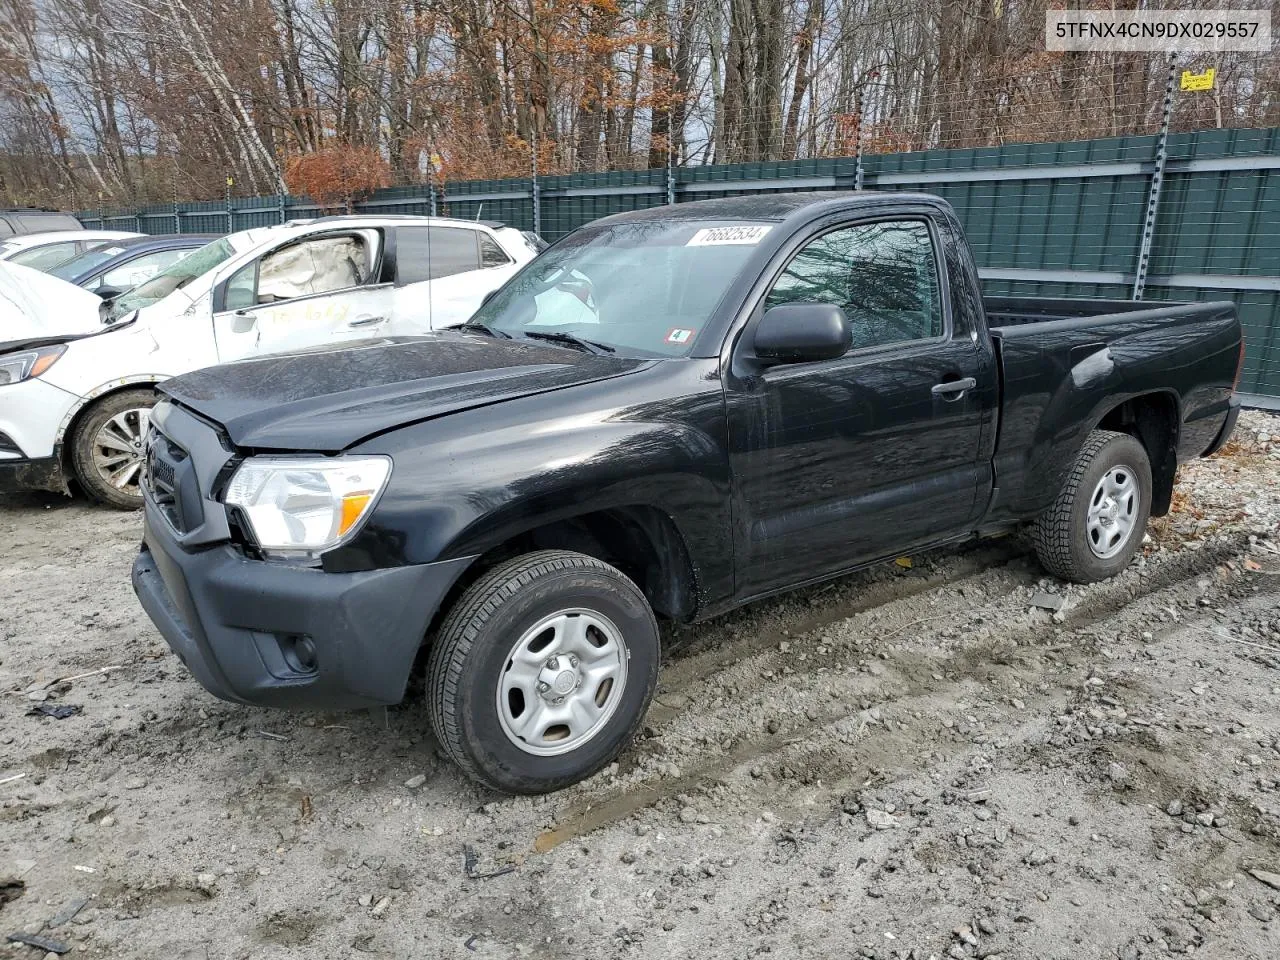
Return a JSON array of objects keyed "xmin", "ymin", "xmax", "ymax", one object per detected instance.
[
  {"xmin": 782, "ymin": 0, "xmax": 823, "ymax": 160},
  {"xmin": 721, "ymin": 0, "xmax": 749, "ymax": 162}
]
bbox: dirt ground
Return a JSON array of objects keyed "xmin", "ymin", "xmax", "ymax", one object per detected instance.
[{"xmin": 3, "ymin": 414, "xmax": 1280, "ymax": 960}]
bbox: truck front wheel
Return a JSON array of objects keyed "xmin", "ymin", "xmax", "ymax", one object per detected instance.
[
  {"xmin": 1032, "ymin": 429, "xmax": 1152, "ymax": 584},
  {"xmin": 427, "ymin": 550, "xmax": 660, "ymax": 794}
]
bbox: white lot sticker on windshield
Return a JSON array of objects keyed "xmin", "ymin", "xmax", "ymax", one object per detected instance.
[{"xmin": 686, "ymin": 225, "xmax": 772, "ymax": 246}]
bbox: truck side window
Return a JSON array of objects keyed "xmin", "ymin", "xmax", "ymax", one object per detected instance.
[
  {"xmin": 765, "ymin": 220, "xmax": 944, "ymax": 350},
  {"xmin": 937, "ymin": 215, "xmax": 982, "ymax": 337}
]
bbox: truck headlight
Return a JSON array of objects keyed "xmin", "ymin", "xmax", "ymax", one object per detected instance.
[
  {"xmin": 224, "ymin": 456, "xmax": 391, "ymax": 558},
  {"xmin": 0, "ymin": 345, "xmax": 66, "ymax": 386}
]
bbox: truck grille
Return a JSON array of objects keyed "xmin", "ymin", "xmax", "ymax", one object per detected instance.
[
  {"xmin": 145, "ymin": 430, "xmax": 195, "ymax": 533},
  {"xmin": 149, "ymin": 451, "xmax": 176, "ymax": 489}
]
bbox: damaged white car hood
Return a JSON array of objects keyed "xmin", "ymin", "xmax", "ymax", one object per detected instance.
[{"xmin": 0, "ymin": 261, "xmax": 105, "ymax": 342}]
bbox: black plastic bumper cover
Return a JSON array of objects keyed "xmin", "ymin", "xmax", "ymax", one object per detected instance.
[
  {"xmin": 132, "ymin": 510, "xmax": 474, "ymax": 709},
  {"xmin": 1203, "ymin": 396, "xmax": 1241, "ymax": 458},
  {"xmin": 0, "ymin": 456, "xmax": 65, "ymax": 496}
]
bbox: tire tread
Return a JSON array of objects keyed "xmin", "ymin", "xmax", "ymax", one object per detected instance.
[
  {"xmin": 1032, "ymin": 429, "xmax": 1138, "ymax": 582},
  {"xmin": 426, "ymin": 549, "xmax": 645, "ymax": 792}
]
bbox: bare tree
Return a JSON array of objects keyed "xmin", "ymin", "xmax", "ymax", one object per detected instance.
[{"xmin": 0, "ymin": 0, "xmax": 1274, "ymax": 205}]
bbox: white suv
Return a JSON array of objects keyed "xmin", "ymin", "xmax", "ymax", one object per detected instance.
[{"xmin": 0, "ymin": 215, "xmax": 540, "ymax": 507}]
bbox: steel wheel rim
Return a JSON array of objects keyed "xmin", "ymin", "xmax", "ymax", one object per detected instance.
[
  {"xmin": 496, "ymin": 608, "xmax": 629, "ymax": 757},
  {"xmin": 91, "ymin": 407, "xmax": 150, "ymax": 495},
  {"xmin": 1086, "ymin": 464, "xmax": 1139, "ymax": 559}
]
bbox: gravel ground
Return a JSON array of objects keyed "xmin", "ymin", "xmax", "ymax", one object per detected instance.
[{"xmin": 3, "ymin": 412, "xmax": 1280, "ymax": 960}]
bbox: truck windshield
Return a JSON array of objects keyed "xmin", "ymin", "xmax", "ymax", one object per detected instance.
[
  {"xmin": 107, "ymin": 237, "xmax": 235, "ymax": 321},
  {"xmin": 472, "ymin": 219, "xmax": 774, "ymax": 357}
]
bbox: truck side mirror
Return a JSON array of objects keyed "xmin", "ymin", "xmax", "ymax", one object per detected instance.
[
  {"xmin": 94, "ymin": 285, "xmax": 124, "ymax": 300},
  {"xmin": 753, "ymin": 303, "xmax": 852, "ymax": 365}
]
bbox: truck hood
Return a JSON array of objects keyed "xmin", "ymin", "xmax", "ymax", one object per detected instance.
[{"xmin": 160, "ymin": 333, "xmax": 649, "ymax": 451}]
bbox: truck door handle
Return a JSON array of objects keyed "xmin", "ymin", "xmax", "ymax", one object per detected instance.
[
  {"xmin": 349, "ymin": 315, "xmax": 387, "ymax": 327},
  {"xmin": 932, "ymin": 377, "xmax": 977, "ymax": 398}
]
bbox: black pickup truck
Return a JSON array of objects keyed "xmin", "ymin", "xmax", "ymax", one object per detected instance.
[{"xmin": 131, "ymin": 192, "xmax": 1243, "ymax": 794}]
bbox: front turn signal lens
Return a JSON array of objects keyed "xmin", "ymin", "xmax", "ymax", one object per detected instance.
[{"xmin": 338, "ymin": 492, "xmax": 374, "ymax": 536}]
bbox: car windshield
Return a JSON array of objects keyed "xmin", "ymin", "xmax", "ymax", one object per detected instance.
[
  {"xmin": 50, "ymin": 244, "xmax": 132, "ymax": 281},
  {"xmin": 107, "ymin": 237, "xmax": 234, "ymax": 320},
  {"xmin": 470, "ymin": 219, "xmax": 774, "ymax": 358}
]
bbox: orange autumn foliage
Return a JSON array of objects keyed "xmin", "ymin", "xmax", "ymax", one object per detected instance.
[{"xmin": 285, "ymin": 145, "xmax": 391, "ymax": 213}]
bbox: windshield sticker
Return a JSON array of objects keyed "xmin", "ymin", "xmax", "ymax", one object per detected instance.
[
  {"xmin": 665, "ymin": 327, "xmax": 695, "ymax": 345},
  {"xmin": 686, "ymin": 225, "xmax": 772, "ymax": 246}
]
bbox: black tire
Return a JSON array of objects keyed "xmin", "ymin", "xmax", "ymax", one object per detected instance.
[
  {"xmin": 1032, "ymin": 429, "xmax": 1152, "ymax": 584},
  {"xmin": 427, "ymin": 550, "xmax": 660, "ymax": 794},
  {"xmin": 69, "ymin": 389, "xmax": 155, "ymax": 510}
]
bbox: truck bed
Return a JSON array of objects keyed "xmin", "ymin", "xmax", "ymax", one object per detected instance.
[
  {"xmin": 982, "ymin": 295, "xmax": 1184, "ymax": 329},
  {"xmin": 979, "ymin": 296, "xmax": 1242, "ymax": 526}
]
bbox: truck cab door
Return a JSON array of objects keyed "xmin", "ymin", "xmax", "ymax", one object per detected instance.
[
  {"xmin": 726, "ymin": 214, "xmax": 996, "ymax": 598},
  {"xmin": 211, "ymin": 230, "xmax": 391, "ymax": 361},
  {"xmin": 387, "ymin": 225, "xmax": 522, "ymax": 333}
]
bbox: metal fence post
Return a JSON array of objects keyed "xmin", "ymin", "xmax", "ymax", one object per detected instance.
[
  {"xmin": 428, "ymin": 150, "xmax": 438, "ymax": 217},
  {"xmin": 854, "ymin": 94, "xmax": 868, "ymax": 191},
  {"xmin": 530, "ymin": 129, "xmax": 542, "ymax": 236},
  {"xmin": 171, "ymin": 163, "xmax": 180, "ymax": 234},
  {"xmin": 667, "ymin": 106, "xmax": 677, "ymax": 205},
  {"xmin": 1132, "ymin": 52, "xmax": 1178, "ymax": 301},
  {"xmin": 225, "ymin": 176, "xmax": 234, "ymax": 234}
]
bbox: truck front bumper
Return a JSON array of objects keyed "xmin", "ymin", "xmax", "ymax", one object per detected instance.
[{"xmin": 132, "ymin": 508, "xmax": 474, "ymax": 709}]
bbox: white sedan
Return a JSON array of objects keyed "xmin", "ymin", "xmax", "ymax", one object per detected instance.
[
  {"xmin": 0, "ymin": 215, "xmax": 540, "ymax": 507},
  {"xmin": 0, "ymin": 230, "xmax": 144, "ymax": 272}
]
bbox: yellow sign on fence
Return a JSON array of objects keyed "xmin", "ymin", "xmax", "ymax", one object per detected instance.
[{"xmin": 1180, "ymin": 68, "xmax": 1216, "ymax": 92}]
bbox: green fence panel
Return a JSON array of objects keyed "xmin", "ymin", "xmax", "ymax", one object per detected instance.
[{"xmin": 74, "ymin": 127, "xmax": 1280, "ymax": 397}]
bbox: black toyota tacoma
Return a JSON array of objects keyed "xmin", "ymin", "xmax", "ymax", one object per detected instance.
[{"xmin": 132, "ymin": 192, "xmax": 1243, "ymax": 794}]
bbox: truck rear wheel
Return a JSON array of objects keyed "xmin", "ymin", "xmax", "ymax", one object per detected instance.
[
  {"xmin": 69, "ymin": 389, "xmax": 155, "ymax": 510},
  {"xmin": 1032, "ymin": 429, "xmax": 1152, "ymax": 584},
  {"xmin": 427, "ymin": 550, "xmax": 660, "ymax": 794}
]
